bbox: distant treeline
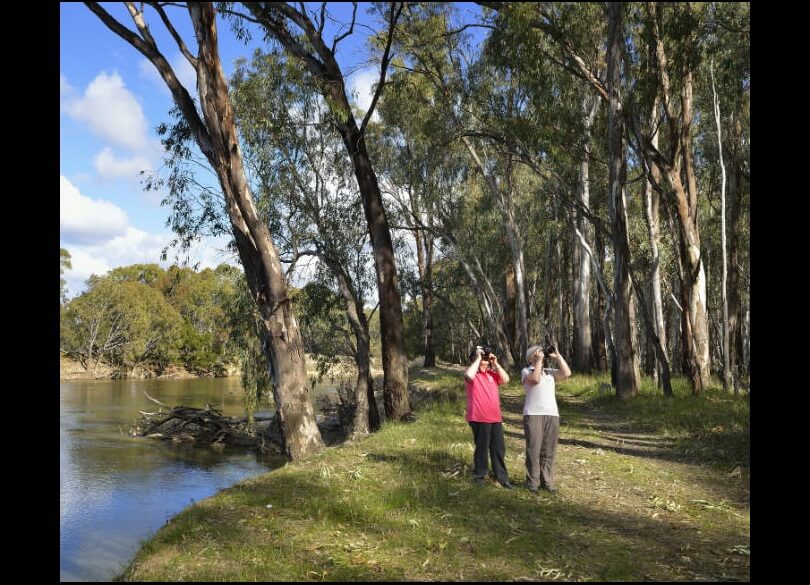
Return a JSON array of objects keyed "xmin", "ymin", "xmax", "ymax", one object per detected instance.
[{"xmin": 59, "ymin": 255, "xmax": 390, "ymax": 377}]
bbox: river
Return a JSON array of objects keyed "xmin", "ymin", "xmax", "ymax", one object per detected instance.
[{"xmin": 60, "ymin": 376, "xmax": 335, "ymax": 581}]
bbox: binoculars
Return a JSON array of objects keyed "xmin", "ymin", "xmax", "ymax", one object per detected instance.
[{"xmin": 478, "ymin": 346, "xmax": 495, "ymax": 357}]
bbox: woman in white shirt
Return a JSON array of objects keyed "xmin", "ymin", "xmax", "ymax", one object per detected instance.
[{"xmin": 521, "ymin": 344, "xmax": 571, "ymax": 493}]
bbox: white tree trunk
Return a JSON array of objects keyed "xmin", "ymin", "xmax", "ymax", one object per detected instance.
[
  {"xmin": 711, "ymin": 60, "xmax": 732, "ymax": 392},
  {"xmin": 642, "ymin": 99, "xmax": 667, "ymax": 388},
  {"xmin": 461, "ymin": 137, "xmax": 529, "ymax": 362},
  {"xmin": 574, "ymin": 95, "xmax": 599, "ymax": 373}
]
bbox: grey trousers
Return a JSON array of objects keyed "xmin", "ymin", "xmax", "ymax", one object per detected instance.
[{"xmin": 523, "ymin": 414, "xmax": 559, "ymax": 489}]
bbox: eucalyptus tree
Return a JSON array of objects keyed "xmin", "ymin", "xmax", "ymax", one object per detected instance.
[
  {"xmin": 226, "ymin": 2, "xmax": 412, "ymax": 421},
  {"xmin": 230, "ymin": 49, "xmax": 381, "ymax": 435},
  {"xmin": 84, "ymin": 2, "xmax": 324, "ymax": 460},
  {"xmin": 62, "ymin": 275, "xmax": 183, "ymax": 374},
  {"xmin": 480, "ymin": 2, "xmax": 704, "ymax": 396},
  {"xmin": 625, "ymin": 2, "xmax": 716, "ymax": 393},
  {"xmin": 373, "ymin": 76, "xmax": 453, "ymax": 367},
  {"xmin": 693, "ymin": 2, "xmax": 749, "ymax": 391},
  {"xmin": 479, "ymin": 3, "xmax": 609, "ymax": 374},
  {"xmin": 60, "ymin": 248, "xmax": 72, "ymax": 304},
  {"xmin": 385, "ymin": 2, "xmax": 544, "ymax": 367},
  {"xmin": 374, "ymin": 39, "xmax": 517, "ymax": 368},
  {"xmin": 605, "ymin": 2, "xmax": 639, "ymax": 398}
]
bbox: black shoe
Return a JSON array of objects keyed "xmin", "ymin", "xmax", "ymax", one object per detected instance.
[
  {"xmin": 527, "ymin": 486, "xmax": 539, "ymax": 493},
  {"xmin": 473, "ymin": 477, "xmax": 486, "ymax": 486},
  {"xmin": 542, "ymin": 486, "xmax": 558, "ymax": 494},
  {"xmin": 499, "ymin": 481, "xmax": 514, "ymax": 489}
]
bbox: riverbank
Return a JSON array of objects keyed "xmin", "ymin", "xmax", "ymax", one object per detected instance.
[
  {"xmin": 117, "ymin": 365, "xmax": 750, "ymax": 581},
  {"xmin": 60, "ymin": 354, "xmax": 383, "ymax": 382},
  {"xmin": 60, "ymin": 355, "xmax": 207, "ymax": 380}
]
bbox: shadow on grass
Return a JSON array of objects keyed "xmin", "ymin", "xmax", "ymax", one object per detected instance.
[{"xmin": 214, "ymin": 446, "xmax": 749, "ymax": 581}]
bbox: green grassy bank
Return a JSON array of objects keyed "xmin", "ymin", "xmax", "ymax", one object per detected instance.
[{"xmin": 118, "ymin": 365, "xmax": 749, "ymax": 581}]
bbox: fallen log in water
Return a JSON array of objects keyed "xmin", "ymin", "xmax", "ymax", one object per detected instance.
[
  {"xmin": 130, "ymin": 390, "xmax": 352, "ymax": 453},
  {"xmin": 130, "ymin": 390, "xmax": 283, "ymax": 453}
]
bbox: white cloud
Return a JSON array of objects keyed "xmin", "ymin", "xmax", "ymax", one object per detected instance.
[
  {"xmin": 60, "ymin": 175, "xmax": 129, "ymax": 245},
  {"xmin": 62, "ymin": 71, "xmax": 150, "ymax": 151},
  {"xmin": 62, "ymin": 226, "xmax": 172, "ymax": 298},
  {"xmin": 65, "ymin": 247, "xmax": 113, "ymax": 287},
  {"xmin": 347, "ymin": 67, "xmax": 381, "ymax": 123},
  {"xmin": 62, "ymin": 227, "xmax": 240, "ymax": 299},
  {"xmin": 60, "ymin": 74, "xmax": 76, "ymax": 104},
  {"xmin": 93, "ymin": 147, "xmax": 153, "ymax": 181}
]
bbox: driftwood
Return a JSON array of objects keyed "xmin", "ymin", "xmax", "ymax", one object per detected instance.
[
  {"xmin": 130, "ymin": 390, "xmax": 283, "ymax": 453},
  {"xmin": 131, "ymin": 388, "xmax": 363, "ymax": 455}
]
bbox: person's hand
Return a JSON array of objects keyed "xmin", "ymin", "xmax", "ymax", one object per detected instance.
[
  {"xmin": 490, "ymin": 353, "xmax": 498, "ymax": 366},
  {"xmin": 476, "ymin": 346, "xmax": 484, "ymax": 359}
]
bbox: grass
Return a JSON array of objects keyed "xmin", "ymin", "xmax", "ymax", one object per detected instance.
[{"xmin": 118, "ymin": 364, "xmax": 749, "ymax": 581}]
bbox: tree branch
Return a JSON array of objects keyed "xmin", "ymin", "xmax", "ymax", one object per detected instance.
[
  {"xmin": 360, "ymin": 2, "xmax": 403, "ymax": 134},
  {"xmin": 147, "ymin": 1, "xmax": 198, "ymax": 67},
  {"xmin": 331, "ymin": 2, "xmax": 357, "ymax": 53},
  {"xmin": 84, "ymin": 2, "xmax": 213, "ymax": 158}
]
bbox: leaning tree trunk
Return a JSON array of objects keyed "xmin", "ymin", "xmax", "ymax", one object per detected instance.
[
  {"xmin": 190, "ymin": 5, "xmax": 323, "ymax": 459},
  {"xmin": 461, "ymin": 139, "xmax": 530, "ymax": 363},
  {"xmin": 86, "ymin": 1, "xmax": 325, "ymax": 461},
  {"xmin": 607, "ymin": 2, "xmax": 638, "ymax": 399}
]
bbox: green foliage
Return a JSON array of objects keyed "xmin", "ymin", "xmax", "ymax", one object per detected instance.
[
  {"xmin": 218, "ymin": 267, "xmax": 271, "ymax": 427},
  {"xmin": 60, "ymin": 262, "xmax": 247, "ymax": 375},
  {"xmin": 60, "ymin": 248, "xmax": 72, "ymax": 303},
  {"xmin": 61, "ymin": 275, "xmax": 183, "ymax": 370},
  {"xmin": 292, "ymin": 283, "xmax": 351, "ymax": 382}
]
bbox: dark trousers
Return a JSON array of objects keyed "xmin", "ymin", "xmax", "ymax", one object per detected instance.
[
  {"xmin": 523, "ymin": 415, "xmax": 559, "ymax": 489},
  {"xmin": 469, "ymin": 421, "xmax": 509, "ymax": 484}
]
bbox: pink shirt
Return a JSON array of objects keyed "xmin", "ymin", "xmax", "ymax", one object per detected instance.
[{"xmin": 465, "ymin": 370, "xmax": 504, "ymax": 422}]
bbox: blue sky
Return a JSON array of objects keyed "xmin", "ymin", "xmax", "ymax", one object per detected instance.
[{"xmin": 61, "ymin": 2, "xmax": 484, "ymax": 298}]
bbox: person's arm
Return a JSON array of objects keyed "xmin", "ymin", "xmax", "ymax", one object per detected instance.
[
  {"xmin": 464, "ymin": 348, "xmax": 483, "ymax": 382},
  {"xmin": 549, "ymin": 349, "xmax": 572, "ymax": 382},
  {"xmin": 524, "ymin": 349, "xmax": 544, "ymax": 385},
  {"xmin": 490, "ymin": 354, "xmax": 510, "ymax": 385}
]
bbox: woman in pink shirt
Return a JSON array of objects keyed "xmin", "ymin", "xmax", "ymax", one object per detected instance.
[{"xmin": 463, "ymin": 346, "xmax": 513, "ymax": 488}]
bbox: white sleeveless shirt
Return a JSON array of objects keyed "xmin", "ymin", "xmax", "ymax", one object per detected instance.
[{"xmin": 521, "ymin": 367, "xmax": 559, "ymax": 417}]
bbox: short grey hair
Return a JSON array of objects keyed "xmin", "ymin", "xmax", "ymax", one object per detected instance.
[{"xmin": 525, "ymin": 344, "xmax": 543, "ymax": 365}]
